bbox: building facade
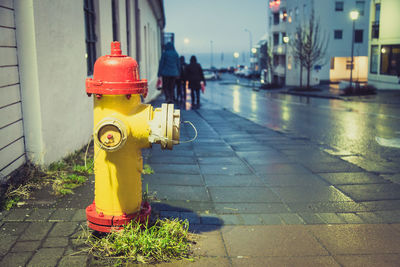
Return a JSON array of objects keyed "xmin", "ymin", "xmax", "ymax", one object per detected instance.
[
  {"xmin": 0, "ymin": 0, "xmax": 165, "ymax": 181},
  {"xmin": 267, "ymin": 0, "xmax": 370, "ymax": 87},
  {"xmin": 368, "ymin": 0, "xmax": 400, "ymax": 90}
]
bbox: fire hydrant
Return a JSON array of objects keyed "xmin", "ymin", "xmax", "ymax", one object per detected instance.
[{"xmin": 85, "ymin": 42, "xmax": 181, "ymax": 232}]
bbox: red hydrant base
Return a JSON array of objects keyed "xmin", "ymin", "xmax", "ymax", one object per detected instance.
[{"xmin": 86, "ymin": 201, "xmax": 151, "ymax": 233}]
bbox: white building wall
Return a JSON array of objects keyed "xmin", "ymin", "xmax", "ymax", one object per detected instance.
[
  {"xmin": 3, "ymin": 0, "xmax": 164, "ymax": 180},
  {"xmin": 0, "ymin": 0, "xmax": 26, "ymax": 180},
  {"xmin": 268, "ymin": 0, "xmax": 370, "ymax": 86},
  {"xmin": 14, "ymin": 0, "xmax": 92, "ymax": 166},
  {"xmin": 138, "ymin": 0, "xmax": 162, "ymax": 102},
  {"xmin": 368, "ymin": 0, "xmax": 400, "ymax": 90}
]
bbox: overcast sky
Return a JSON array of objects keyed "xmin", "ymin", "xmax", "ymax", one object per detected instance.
[{"xmin": 164, "ymin": 0, "xmax": 268, "ymax": 56}]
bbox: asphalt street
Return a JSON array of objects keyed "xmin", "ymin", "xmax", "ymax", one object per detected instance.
[{"xmin": 202, "ymin": 74, "xmax": 400, "ymax": 174}]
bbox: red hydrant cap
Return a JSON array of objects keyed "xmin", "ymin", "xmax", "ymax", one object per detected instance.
[{"xmin": 86, "ymin": 42, "xmax": 148, "ymax": 97}]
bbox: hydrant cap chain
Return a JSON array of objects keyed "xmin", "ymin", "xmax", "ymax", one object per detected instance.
[{"xmin": 86, "ymin": 42, "xmax": 148, "ymax": 97}]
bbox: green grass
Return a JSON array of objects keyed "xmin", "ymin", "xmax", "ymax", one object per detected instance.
[
  {"xmin": 82, "ymin": 218, "xmax": 196, "ymax": 265},
  {"xmin": 142, "ymin": 164, "xmax": 154, "ymax": 175},
  {"xmin": 1, "ymin": 142, "xmax": 94, "ymax": 210}
]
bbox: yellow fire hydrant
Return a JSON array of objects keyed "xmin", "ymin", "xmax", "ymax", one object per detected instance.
[{"xmin": 85, "ymin": 42, "xmax": 180, "ymax": 232}]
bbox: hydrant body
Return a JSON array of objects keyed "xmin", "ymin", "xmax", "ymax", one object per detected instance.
[{"xmin": 85, "ymin": 42, "xmax": 180, "ymax": 232}]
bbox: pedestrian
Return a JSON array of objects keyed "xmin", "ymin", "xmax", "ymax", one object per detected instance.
[
  {"xmin": 185, "ymin": 55, "xmax": 206, "ymax": 108},
  {"xmin": 157, "ymin": 42, "xmax": 180, "ymax": 103},
  {"xmin": 175, "ymin": 56, "xmax": 187, "ymax": 103}
]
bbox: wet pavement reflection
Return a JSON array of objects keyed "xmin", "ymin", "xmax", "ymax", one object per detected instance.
[{"xmin": 201, "ymin": 74, "xmax": 400, "ymax": 168}]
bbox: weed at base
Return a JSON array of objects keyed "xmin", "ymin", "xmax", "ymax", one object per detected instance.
[
  {"xmin": 81, "ymin": 218, "xmax": 197, "ymax": 265},
  {"xmin": 0, "ymin": 141, "xmax": 94, "ymax": 210}
]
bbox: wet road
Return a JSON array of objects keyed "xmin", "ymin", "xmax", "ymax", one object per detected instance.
[{"xmin": 201, "ymin": 74, "xmax": 400, "ymax": 170}]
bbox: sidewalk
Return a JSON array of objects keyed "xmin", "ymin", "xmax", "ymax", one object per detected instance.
[{"xmin": 2, "ymin": 96, "xmax": 400, "ymax": 266}]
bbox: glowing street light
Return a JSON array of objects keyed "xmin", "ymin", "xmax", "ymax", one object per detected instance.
[
  {"xmin": 183, "ymin": 38, "xmax": 190, "ymax": 44},
  {"xmin": 233, "ymin": 52, "xmax": 239, "ymax": 66},
  {"xmin": 349, "ymin": 10, "xmax": 359, "ymax": 90},
  {"xmin": 251, "ymin": 48, "xmax": 257, "ymax": 54}
]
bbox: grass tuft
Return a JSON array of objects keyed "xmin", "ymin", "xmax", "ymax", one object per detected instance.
[
  {"xmin": 82, "ymin": 218, "xmax": 196, "ymax": 265},
  {"xmin": 142, "ymin": 164, "xmax": 154, "ymax": 175},
  {"xmin": 1, "ymin": 142, "xmax": 94, "ymax": 210}
]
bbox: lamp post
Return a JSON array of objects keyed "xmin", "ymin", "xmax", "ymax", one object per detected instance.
[
  {"xmin": 349, "ymin": 10, "xmax": 359, "ymax": 90},
  {"xmin": 210, "ymin": 40, "xmax": 214, "ymax": 68},
  {"xmin": 244, "ymin": 29, "xmax": 253, "ymax": 67}
]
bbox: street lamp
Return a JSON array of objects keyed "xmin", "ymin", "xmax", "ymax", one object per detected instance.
[
  {"xmin": 210, "ymin": 40, "xmax": 214, "ymax": 68},
  {"xmin": 349, "ymin": 10, "xmax": 359, "ymax": 90},
  {"xmin": 233, "ymin": 52, "xmax": 239, "ymax": 67}
]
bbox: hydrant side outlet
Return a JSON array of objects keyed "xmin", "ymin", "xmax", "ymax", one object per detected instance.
[{"xmin": 85, "ymin": 42, "xmax": 181, "ymax": 232}]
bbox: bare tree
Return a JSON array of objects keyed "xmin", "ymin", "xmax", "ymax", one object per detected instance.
[
  {"xmin": 290, "ymin": 7, "xmax": 329, "ymax": 88},
  {"xmin": 290, "ymin": 26, "xmax": 304, "ymax": 87}
]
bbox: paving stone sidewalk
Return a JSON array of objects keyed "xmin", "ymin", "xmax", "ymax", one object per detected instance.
[{"xmin": 2, "ymin": 98, "xmax": 400, "ymax": 266}]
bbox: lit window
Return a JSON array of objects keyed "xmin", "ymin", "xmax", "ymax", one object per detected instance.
[
  {"xmin": 330, "ymin": 57, "xmax": 335, "ymax": 70},
  {"xmin": 335, "ymin": 1, "xmax": 344, "ymax": 11},
  {"xmin": 370, "ymin": 45, "xmax": 379, "ymax": 74},
  {"xmin": 380, "ymin": 45, "xmax": 400, "ymax": 76},
  {"xmin": 334, "ymin": 30, "xmax": 343, "ymax": 39}
]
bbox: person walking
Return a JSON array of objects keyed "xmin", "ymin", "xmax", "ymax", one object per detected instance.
[
  {"xmin": 185, "ymin": 55, "xmax": 206, "ymax": 108},
  {"xmin": 175, "ymin": 56, "xmax": 187, "ymax": 103},
  {"xmin": 157, "ymin": 42, "xmax": 180, "ymax": 103}
]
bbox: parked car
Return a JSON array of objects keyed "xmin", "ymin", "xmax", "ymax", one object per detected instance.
[{"xmin": 203, "ymin": 69, "xmax": 219, "ymax": 80}]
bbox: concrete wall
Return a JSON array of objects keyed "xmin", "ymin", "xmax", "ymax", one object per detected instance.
[
  {"xmin": 14, "ymin": 0, "xmax": 93, "ymax": 165},
  {"xmin": 368, "ymin": 0, "xmax": 400, "ymax": 90},
  {"xmin": 0, "ymin": 0, "xmax": 26, "ymax": 180},
  {"xmin": 0, "ymin": 0, "xmax": 164, "ymax": 179}
]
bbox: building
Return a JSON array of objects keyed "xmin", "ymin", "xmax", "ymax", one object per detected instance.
[
  {"xmin": 267, "ymin": 0, "xmax": 370, "ymax": 87},
  {"xmin": 368, "ymin": 0, "xmax": 400, "ymax": 90},
  {"xmin": 0, "ymin": 0, "xmax": 165, "ymax": 182}
]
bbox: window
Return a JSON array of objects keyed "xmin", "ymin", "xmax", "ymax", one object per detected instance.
[
  {"xmin": 273, "ymin": 54, "xmax": 279, "ymax": 66},
  {"xmin": 356, "ymin": 1, "xmax": 365, "ymax": 16},
  {"xmin": 281, "ymin": 32, "xmax": 287, "ymax": 44},
  {"xmin": 126, "ymin": 0, "xmax": 131, "ymax": 55},
  {"xmin": 273, "ymin": 33, "xmax": 279, "ymax": 45},
  {"xmin": 273, "ymin": 12, "xmax": 279, "ymax": 25},
  {"xmin": 112, "ymin": 0, "xmax": 120, "ymax": 41},
  {"xmin": 372, "ymin": 3, "xmax": 380, "ymax": 39},
  {"xmin": 84, "ymin": 0, "xmax": 97, "ymax": 75},
  {"xmin": 281, "ymin": 9, "xmax": 287, "ymax": 22},
  {"xmin": 334, "ymin": 30, "xmax": 343, "ymax": 39},
  {"xmin": 380, "ymin": 45, "xmax": 400, "ymax": 76},
  {"xmin": 346, "ymin": 60, "xmax": 353, "ymax": 70},
  {"xmin": 335, "ymin": 1, "xmax": 344, "ymax": 11},
  {"xmin": 375, "ymin": 3, "xmax": 381, "ymax": 22},
  {"xmin": 370, "ymin": 45, "xmax": 379, "ymax": 74},
  {"xmin": 355, "ymin": 30, "xmax": 363, "ymax": 43},
  {"xmin": 330, "ymin": 57, "xmax": 335, "ymax": 70}
]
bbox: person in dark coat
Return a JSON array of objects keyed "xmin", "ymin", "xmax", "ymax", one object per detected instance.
[
  {"xmin": 175, "ymin": 56, "xmax": 187, "ymax": 103},
  {"xmin": 185, "ymin": 55, "xmax": 206, "ymax": 108},
  {"xmin": 157, "ymin": 42, "xmax": 180, "ymax": 103}
]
